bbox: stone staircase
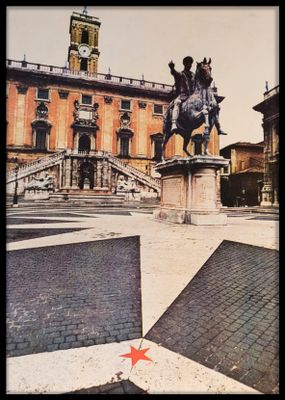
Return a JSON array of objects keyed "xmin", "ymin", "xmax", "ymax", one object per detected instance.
[
  {"xmin": 7, "ymin": 151, "xmax": 66, "ymax": 183},
  {"xmin": 7, "ymin": 150, "xmax": 161, "ymax": 196},
  {"xmin": 106, "ymin": 152, "xmax": 161, "ymax": 193}
]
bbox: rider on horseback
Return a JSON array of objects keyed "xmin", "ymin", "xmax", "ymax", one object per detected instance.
[
  {"xmin": 168, "ymin": 56, "xmax": 195, "ymax": 133},
  {"xmin": 168, "ymin": 56, "xmax": 227, "ymax": 136}
]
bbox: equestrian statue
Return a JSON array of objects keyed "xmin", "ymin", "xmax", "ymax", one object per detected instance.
[{"xmin": 162, "ymin": 56, "xmax": 227, "ymax": 160}]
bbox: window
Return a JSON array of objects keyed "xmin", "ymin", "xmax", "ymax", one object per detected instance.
[
  {"xmin": 150, "ymin": 133, "xmax": 163, "ymax": 161},
  {"xmin": 37, "ymin": 89, "xmax": 49, "ymax": 101},
  {"xmin": 120, "ymin": 137, "xmax": 130, "ymax": 156},
  {"xmin": 82, "ymin": 95, "xmax": 92, "ymax": 105},
  {"xmin": 79, "ymin": 135, "xmax": 91, "ymax": 153},
  {"xmin": 81, "ymin": 30, "xmax": 89, "ymax": 44},
  {"xmin": 153, "ymin": 104, "xmax": 163, "ymax": 115},
  {"xmin": 154, "ymin": 140, "xmax": 162, "ymax": 160},
  {"xmin": 121, "ymin": 100, "xmax": 131, "ymax": 111},
  {"xmin": 240, "ymin": 161, "xmax": 245, "ymax": 170},
  {"xmin": 35, "ymin": 127, "xmax": 47, "ymax": 150},
  {"xmin": 80, "ymin": 59, "xmax": 88, "ymax": 72}
]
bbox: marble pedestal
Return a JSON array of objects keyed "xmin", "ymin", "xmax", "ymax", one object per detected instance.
[
  {"xmin": 24, "ymin": 188, "xmax": 51, "ymax": 200},
  {"xmin": 154, "ymin": 156, "xmax": 229, "ymax": 225}
]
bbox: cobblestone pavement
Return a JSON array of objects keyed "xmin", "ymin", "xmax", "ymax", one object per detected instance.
[
  {"xmin": 67, "ymin": 380, "xmax": 147, "ymax": 394},
  {"xmin": 6, "ymin": 228, "xmax": 87, "ymax": 243},
  {"xmin": 7, "ymin": 236, "xmax": 142, "ymax": 356},
  {"xmin": 146, "ymin": 240, "xmax": 279, "ymax": 394}
]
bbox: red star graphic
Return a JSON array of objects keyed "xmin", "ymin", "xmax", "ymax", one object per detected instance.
[{"xmin": 120, "ymin": 346, "xmax": 152, "ymax": 366}]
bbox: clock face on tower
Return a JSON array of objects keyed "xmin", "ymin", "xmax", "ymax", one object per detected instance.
[{"xmin": 78, "ymin": 44, "xmax": 91, "ymax": 58}]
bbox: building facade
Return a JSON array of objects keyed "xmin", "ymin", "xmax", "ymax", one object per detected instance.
[
  {"xmin": 6, "ymin": 10, "xmax": 220, "ymax": 197},
  {"xmin": 220, "ymin": 142, "xmax": 264, "ymax": 207},
  {"xmin": 253, "ymin": 85, "xmax": 279, "ymax": 207}
]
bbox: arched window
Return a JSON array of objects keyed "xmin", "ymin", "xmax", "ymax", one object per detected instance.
[
  {"xmin": 81, "ymin": 30, "xmax": 89, "ymax": 44},
  {"xmin": 80, "ymin": 58, "xmax": 88, "ymax": 71}
]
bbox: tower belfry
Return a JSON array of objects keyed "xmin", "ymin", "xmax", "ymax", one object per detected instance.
[{"xmin": 68, "ymin": 10, "xmax": 101, "ymax": 73}]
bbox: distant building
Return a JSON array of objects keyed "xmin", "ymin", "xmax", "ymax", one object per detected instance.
[
  {"xmin": 220, "ymin": 142, "xmax": 265, "ymax": 207},
  {"xmin": 253, "ymin": 85, "xmax": 279, "ymax": 207}
]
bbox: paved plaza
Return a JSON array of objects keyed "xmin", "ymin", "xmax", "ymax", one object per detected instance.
[{"xmin": 6, "ymin": 205, "xmax": 279, "ymax": 394}]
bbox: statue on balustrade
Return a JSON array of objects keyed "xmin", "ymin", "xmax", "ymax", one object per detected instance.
[{"xmin": 25, "ymin": 172, "xmax": 54, "ymax": 190}]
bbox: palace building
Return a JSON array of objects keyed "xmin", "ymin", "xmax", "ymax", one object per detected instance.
[
  {"xmin": 6, "ymin": 10, "xmax": 220, "ymax": 198},
  {"xmin": 253, "ymin": 85, "xmax": 279, "ymax": 207}
]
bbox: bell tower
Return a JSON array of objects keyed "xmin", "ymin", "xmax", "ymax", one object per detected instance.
[{"xmin": 68, "ymin": 9, "xmax": 101, "ymax": 73}]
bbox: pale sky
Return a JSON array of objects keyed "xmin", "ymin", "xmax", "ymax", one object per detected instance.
[{"xmin": 6, "ymin": 6, "xmax": 279, "ymax": 148}]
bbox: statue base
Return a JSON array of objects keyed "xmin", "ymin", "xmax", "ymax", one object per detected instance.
[
  {"xmin": 154, "ymin": 155, "xmax": 229, "ymax": 225},
  {"xmin": 24, "ymin": 188, "xmax": 51, "ymax": 200}
]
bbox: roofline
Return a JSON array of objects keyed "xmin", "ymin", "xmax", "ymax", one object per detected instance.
[{"xmin": 220, "ymin": 142, "xmax": 265, "ymax": 152}]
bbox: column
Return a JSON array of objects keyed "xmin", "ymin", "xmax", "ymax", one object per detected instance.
[
  {"xmin": 108, "ymin": 164, "xmax": 112, "ymax": 190},
  {"xmin": 102, "ymin": 102, "xmax": 113, "ymax": 152},
  {"xmin": 64, "ymin": 157, "xmax": 72, "ymax": 188},
  {"xmin": 14, "ymin": 86, "xmax": 28, "ymax": 146},
  {"xmin": 102, "ymin": 159, "xmax": 109, "ymax": 188},
  {"xmin": 96, "ymin": 159, "xmax": 103, "ymax": 188},
  {"xmin": 137, "ymin": 107, "xmax": 147, "ymax": 156},
  {"xmin": 71, "ymin": 158, "xmax": 78, "ymax": 188}
]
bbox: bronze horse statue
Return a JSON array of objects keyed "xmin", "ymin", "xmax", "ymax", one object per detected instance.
[{"xmin": 162, "ymin": 58, "xmax": 224, "ymax": 160}]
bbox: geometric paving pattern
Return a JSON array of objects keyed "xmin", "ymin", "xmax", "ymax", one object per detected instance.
[
  {"xmin": 67, "ymin": 380, "xmax": 148, "ymax": 394},
  {"xmin": 249, "ymin": 216, "xmax": 279, "ymax": 221},
  {"xmin": 6, "ymin": 228, "xmax": 87, "ymax": 243},
  {"xmin": 7, "ymin": 214, "xmax": 93, "ymax": 225},
  {"xmin": 7, "ymin": 236, "xmax": 142, "ymax": 356},
  {"xmin": 7, "ymin": 218, "xmax": 78, "ymax": 224},
  {"xmin": 146, "ymin": 241, "xmax": 279, "ymax": 394}
]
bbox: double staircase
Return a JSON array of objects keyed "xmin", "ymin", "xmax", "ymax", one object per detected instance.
[{"xmin": 7, "ymin": 150, "xmax": 161, "ymax": 197}]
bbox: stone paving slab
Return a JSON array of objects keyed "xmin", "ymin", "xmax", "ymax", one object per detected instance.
[
  {"xmin": 66, "ymin": 379, "xmax": 147, "ymax": 394},
  {"xmin": 6, "ymin": 228, "xmax": 87, "ymax": 243},
  {"xmin": 146, "ymin": 240, "xmax": 279, "ymax": 394},
  {"xmin": 7, "ymin": 236, "xmax": 142, "ymax": 356}
]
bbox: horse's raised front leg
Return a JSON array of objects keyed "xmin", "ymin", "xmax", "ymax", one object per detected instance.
[
  {"xmin": 161, "ymin": 132, "xmax": 172, "ymax": 161},
  {"xmin": 183, "ymin": 133, "xmax": 192, "ymax": 158}
]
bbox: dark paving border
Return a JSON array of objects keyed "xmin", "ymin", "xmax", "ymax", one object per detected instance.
[
  {"xmin": 7, "ymin": 236, "xmax": 142, "ymax": 356},
  {"xmin": 7, "ymin": 213, "xmax": 99, "ymax": 219},
  {"xmin": 7, "ymin": 218, "xmax": 77, "ymax": 225},
  {"xmin": 89, "ymin": 211, "xmax": 132, "ymax": 216},
  {"xmin": 146, "ymin": 240, "xmax": 279, "ymax": 394},
  {"xmin": 249, "ymin": 216, "xmax": 279, "ymax": 221},
  {"xmin": 66, "ymin": 380, "xmax": 147, "ymax": 394},
  {"xmin": 6, "ymin": 228, "xmax": 87, "ymax": 243}
]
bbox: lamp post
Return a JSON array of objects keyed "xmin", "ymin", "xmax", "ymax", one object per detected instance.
[{"xmin": 12, "ymin": 157, "xmax": 19, "ymax": 207}]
